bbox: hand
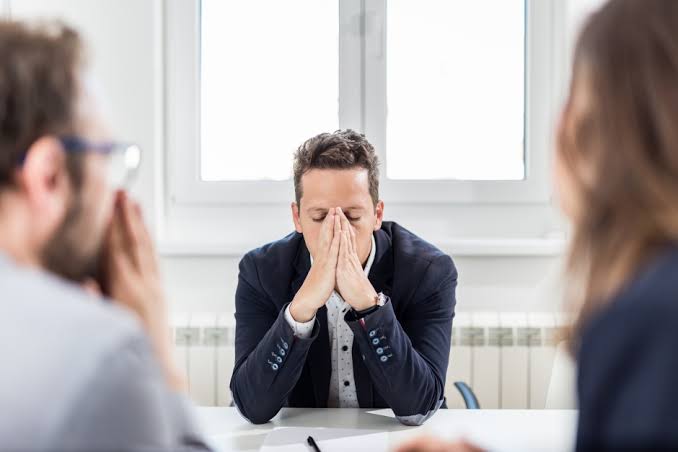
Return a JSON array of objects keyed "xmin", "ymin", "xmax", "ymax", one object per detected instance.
[
  {"xmin": 395, "ymin": 437, "xmax": 484, "ymax": 452},
  {"xmin": 102, "ymin": 191, "xmax": 185, "ymax": 392},
  {"xmin": 80, "ymin": 278, "xmax": 102, "ymax": 297},
  {"xmin": 335, "ymin": 207, "xmax": 378, "ymax": 311},
  {"xmin": 289, "ymin": 208, "xmax": 341, "ymax": 322}
]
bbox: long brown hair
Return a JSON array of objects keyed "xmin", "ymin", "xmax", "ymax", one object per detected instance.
[{"xmin": 559, "ymin": 0, "xmax": 678, "ymax": 350}]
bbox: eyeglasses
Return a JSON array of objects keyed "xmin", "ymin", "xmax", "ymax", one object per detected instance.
[
  {"xmin": 57, "ymin": 136, "xmax": 142, "ymax": 189},
  {"xmin": 18, "ymin": 136, "xmax": 141, "ymax": 189}
]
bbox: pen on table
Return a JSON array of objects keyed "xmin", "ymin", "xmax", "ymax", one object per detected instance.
[{"xmin": 307, "ymin": 435, "xmax": 322, "ymax": 452}]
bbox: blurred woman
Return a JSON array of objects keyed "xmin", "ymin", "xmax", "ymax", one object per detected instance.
[{"xmin": 397, "ymin": 0, "xmax": 678, "ymax": 450}]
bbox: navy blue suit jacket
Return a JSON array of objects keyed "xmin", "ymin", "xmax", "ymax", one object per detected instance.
[
  {"xmin": 230, "ymin": 222, "xmax": 457, "ymax": 425},
  {"xmin": 577, "ymin": 245, "xmax": 678, "ymax": 451}
]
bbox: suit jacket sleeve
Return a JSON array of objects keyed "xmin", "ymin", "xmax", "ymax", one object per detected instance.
[
  {"xmin": 345, "ymin": 254, "xmax": 457, "ymax": 426},
  {"xmin": 576, "ymin": 303, "xmax": 678, "ymax": 451},
  {"xmin": 53, "ymin": 333, "xmax": 212, "ymax": 451},
  {"xmin": 230, "ymin": 253, "xmax": 319, "ymax": 424}
]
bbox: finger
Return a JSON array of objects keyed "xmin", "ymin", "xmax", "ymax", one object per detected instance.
[
  {"xmin": 337, "ymin": 227, "xmax": 344, "ymax": 265},
  {"xmin": 328, "ymin": 224, "xmax": 341, "ymax": 267},
  {"xmin": 107, "ymin": 251, "xmax": 134, "ymax": 301},
  {"xmin": 100, "ymin": 199, "xmax": 123, "ymax": 294},
  {"xmin": 339, "ymin": 230, "xmax": 349, "ymax": 263},
  {"xmin": 458, "ymin": 439, "xmax": 486, "ymax": 452},
  {"xmin": 319, "ymin": 207, "xmax": 335, "ymax": 251},
  {"xmin": 336, "ymin": 209, "xmax": 357, "ymax": 256},
  {"xmin": 133, "ymin": 202, "xmax": 159, "ymax": 276},
  {"xmin": 342, "ymin": 231, "xmax": 354, "ymax": 270},
  {"xmin": 395, "ymin": 437, "xmax": 455, "ymax": 452},
  {"xmin": 81, "ymin": 278, "xmax": 102, "ymax": 297},
  {"xmin": 332, "ymin": 208, "xmax": 341, "ymax": 243},
  {"xmin": 118, "ymin": 192, "xmax": 143, "ymax": 271},
  {"xmin": 337, "ymin": 207, "xmax": 351, "ymax": 233},
  {"xmin": 106, "ymin": 197, "xmax": 126, "ymax": 264}
]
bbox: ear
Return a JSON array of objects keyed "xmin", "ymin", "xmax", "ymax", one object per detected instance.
[
  {"xmin": 374, "ymin": 200, "xmax": 384, "ymax": 231},
  {"xmin": 18, "ymin": 136, "xmax": 70, "ymax": 229},
  {"xmin": 291, "ymin": 202, "xmax": 303, "ymax": 233}
]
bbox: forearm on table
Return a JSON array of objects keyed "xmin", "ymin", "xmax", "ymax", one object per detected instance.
[
  {"xmin": 231, "ymin": 305, "xmax": 318, "ymax": 424},
  {"xmin": 347, "ymin": 300, "xmax": 451, "ymax": 425}
]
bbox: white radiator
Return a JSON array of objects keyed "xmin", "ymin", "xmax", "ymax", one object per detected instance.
[{"xmin": 170, "ymin": 312, "xmax": 568, "ymax": 409}]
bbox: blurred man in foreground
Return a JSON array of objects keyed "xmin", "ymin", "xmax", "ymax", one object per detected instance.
[{"xmin": 0, "ymin": 20, "xmax": 210, "ymax": 450}]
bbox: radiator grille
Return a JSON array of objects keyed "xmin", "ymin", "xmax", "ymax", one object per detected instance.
[{"xmin": 171, "ymin": 311, "xmax": 569, "ymax": 409}]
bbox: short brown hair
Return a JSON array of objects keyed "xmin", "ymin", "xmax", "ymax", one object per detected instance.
[
  {"xmin": 293, "ymin": 129, "xmax": 380, "ymax": 206},
  {"xmin": 0, "ymin": 20, "xmax": 83, "ymax": 188}
]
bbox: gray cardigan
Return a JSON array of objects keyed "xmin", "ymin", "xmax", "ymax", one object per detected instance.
[{"xmin": 0, "ymin": 254, "xmax": 211, "ymax": 451}]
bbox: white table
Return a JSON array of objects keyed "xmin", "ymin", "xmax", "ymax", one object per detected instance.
[{"xmin": 197, "ymin": 407, "xmax": 578, "ymax": 452}]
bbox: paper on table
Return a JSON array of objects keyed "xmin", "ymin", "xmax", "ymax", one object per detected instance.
[{"xmin": 260, "ymin": 427, "xmax": 388, "ymax": 452}]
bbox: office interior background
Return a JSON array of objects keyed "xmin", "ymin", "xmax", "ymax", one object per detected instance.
[{"xmin": 5, "ymin": 0, "xmax": 605, "ymax": 410}]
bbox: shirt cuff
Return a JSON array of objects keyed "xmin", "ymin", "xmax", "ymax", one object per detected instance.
[{"xmin": 284, "ymin": 304, "xmax": 315, "ymax": 339}]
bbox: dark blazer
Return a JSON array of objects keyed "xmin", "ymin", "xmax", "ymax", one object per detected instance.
[
  {"xmin": 576, "ymin": 245, "xmax": 678, "ymax": 451},
  {"xmin": 230, "ymin": 221, "xmax": 457, "ymax": 425}
]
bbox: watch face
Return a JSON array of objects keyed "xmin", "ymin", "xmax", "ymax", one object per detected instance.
[{"xmin": 377, "ymin": 292, "xmax": 387, "ymax": 306}]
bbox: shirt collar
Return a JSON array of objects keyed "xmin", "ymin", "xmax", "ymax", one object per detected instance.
[{"xmin": 310, "ymin": 234, "xmax": 377, "ymax": 277}]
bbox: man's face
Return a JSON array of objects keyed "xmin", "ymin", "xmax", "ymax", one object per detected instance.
[
  {"xmin": 292, "ymin": 168, "xmax": 384, "ymax": 265},
  {"xmin": 41, "ymin": 83, "xmax": 116, "ymax": 282}
]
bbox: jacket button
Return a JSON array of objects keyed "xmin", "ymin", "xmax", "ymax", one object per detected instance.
[
  {"xmin": 372, "ymin": 338, "xmax": 380, "ymax": 345},
  {"xmin": 369, "ymin": 330, "xmax": 377, "ymax": 338},
  {"xmin": 380, "ymin": 356, "xmax": 388, "ymax": 363},
  {"xmin": 275, "ymin": 356, "xmax": 283, "ymax": 363},
  {"xmin": 272, "ymin": 363, "xmax": 279, "ymax": 370},
  {"xmin": 376, "ymin": 347, "xmax": 384, "ymax": 355}
]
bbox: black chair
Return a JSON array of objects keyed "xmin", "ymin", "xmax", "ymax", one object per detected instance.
[{"xmin": 454, "ymin": 381, "xmax": 480, "ymax": 409}]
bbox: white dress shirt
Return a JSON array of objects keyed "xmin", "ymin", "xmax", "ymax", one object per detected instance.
[{"xmin": 284, "ymin": 235, "xmax": 377, "ymax": 408}]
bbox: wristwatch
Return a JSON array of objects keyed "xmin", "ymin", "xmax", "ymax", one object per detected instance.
[{"xmin": 353, "ymin": 292, "xmax": 387, "ymax": 319}]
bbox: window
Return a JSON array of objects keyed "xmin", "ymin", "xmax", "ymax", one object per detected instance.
[
  {"xmin": 163, "ymin": 0, "xmax": 563, "ymax": 249},
  {"xmin": 386, "ymin": 0, "xmax": 525, "ymax": 181},
  {"xmin": 200, "ymin": 0, "xmax": 338, "ymax": 182}
]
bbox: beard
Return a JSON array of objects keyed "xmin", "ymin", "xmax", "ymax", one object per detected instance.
[{"xmin": 40, "ymin": 192, "xmax": 104, "ymax": 283}]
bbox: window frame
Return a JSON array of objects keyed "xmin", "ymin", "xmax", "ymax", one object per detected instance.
[
  {"xmin": 165, "ymin": 0, "xmax": 561, "ymax": 206},
  {"xmin": 365, "ymin": 0, "xmax": 555, "ymax": 204},
  {"xmin": 161, "ymin": 0, "xmax": 567, "ymax": 254},
  {"xmin": 165, "ymin": 0, "xmax": 363, "ymax": 205}
]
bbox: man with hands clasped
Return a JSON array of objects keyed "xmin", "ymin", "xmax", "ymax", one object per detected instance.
[
  {"xmin": 290, "ymin": 206, "xmax": 381, "ymax": 325},
  {"xmin": 231, "ymin": 130, "xmax": 457, "ymax": 426}
]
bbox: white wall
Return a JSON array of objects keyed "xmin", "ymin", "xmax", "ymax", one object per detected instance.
[{"xmin": 8, "ymin": 0, "xmax": 606, "ymax": 316}]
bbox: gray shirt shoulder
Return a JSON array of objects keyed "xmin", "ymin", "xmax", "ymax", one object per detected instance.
[{"xmin": 0, "ymin": 255, "xmax": 210, "ymax": 451}]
